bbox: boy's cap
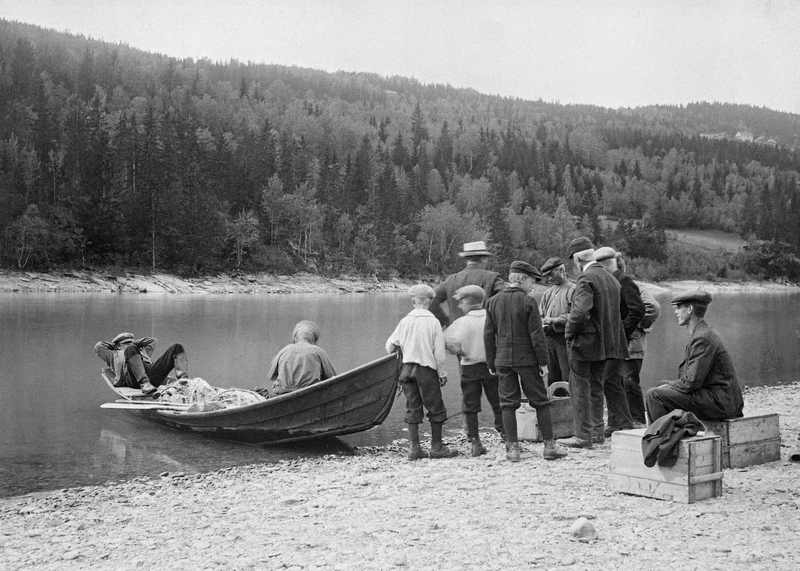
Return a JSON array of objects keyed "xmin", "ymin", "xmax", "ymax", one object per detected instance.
[
  {"xmin": 568, "ymin": 237, "xmax": 595, "ymax": 259},
  {"xmin": 540, "ymin": 257, "xmax": 564, "ymax": 276},
  {"xmin": 408, "ymin": 284, "xmax": 436, "ymax": 299},
  {"xmin": 459, "ymin": 241, "xmax": 491, "ymax": 258},
  {"xmin": 594, "ymin": 246, "xmax": 617, "ymax": 261},
  {"xmin": 509, "ymin": 261, "xmax": 542, "ymax": 280},
  {"xmin": 112, "ymin": 332, "xmax": 134, "ymax": 345},
  {"xmin": 453, "ymin": 285, "xmax": 485, "ymax": 303},
  {"xmin": 671, "ymin": 290, "xmax": 712, "ymax": 306}
]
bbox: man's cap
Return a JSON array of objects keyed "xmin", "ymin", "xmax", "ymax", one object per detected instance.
[
  {"xmin": 112, "ymin": 332, "xmax": 134, "ymax": 345},
  {"xmin": 671, "ymin": 290, "xmax": 712, "ymax": 306},
  {"xmin": 540, "ymin": 257, "xmax": 564, "ymax": 276},
  {"xmin": 509, "ymin": 261, "xmax": 542, "ymax": 280},
  {"xmin": 408, "ymin": 283, "xmax": 436, "ymax": 299},
  {"xmin": 459, "ymin": 241, "xmax": 492, "ymax": 258},
  {"xmin": 293, "ymin": 320, "xmax": 321, "ymax": 342},
  {"xmin": 568, "ymin": 237, "xmax": 595, "ymax": 259},
  {"xmin": 453, "ymin": 284, "xmax": 486, "ymax": 303},
  {"xmin": 594, "ymin": 246, "xmax": 617, "ymax": 262}
]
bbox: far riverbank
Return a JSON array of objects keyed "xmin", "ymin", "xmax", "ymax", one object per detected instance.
[{"xmin": 0, "ymin": 268, "xmax": 797, "ymax": 295}]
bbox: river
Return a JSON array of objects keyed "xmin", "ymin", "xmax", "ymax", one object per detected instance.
[{"xmin": 1, "ymin": 289, "xmax": 798, "ymax": 497}]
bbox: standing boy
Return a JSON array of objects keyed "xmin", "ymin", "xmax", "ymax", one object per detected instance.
[
  {"xmin": 444, "ymin": 285, "xmax": 504, "ymax": 456},
  {"xmin": 484, "ymin": 261, "xmax": 568, "ymax": 462},
  {"xmin": 386, "ymin": 284, "xmax": 458, "ymax": 460}
]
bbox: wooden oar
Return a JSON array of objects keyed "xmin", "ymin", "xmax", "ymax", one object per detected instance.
[
  {"xmin": 113, "ymin": 399, "xmax": 191, "ymax": 408},
  {"xmin": 101, "ymin": 402, "xmax": 189, "ymax": 411}
]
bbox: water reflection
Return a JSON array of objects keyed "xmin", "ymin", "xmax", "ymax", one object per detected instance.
[{"xmin": 1, "ymin": 289, "xmax": 798, "ymax": 497}]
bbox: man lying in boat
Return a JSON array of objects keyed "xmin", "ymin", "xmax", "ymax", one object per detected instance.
[
  {"xmin": 257, "ymin": 320, "xmax": 337, "ymax": 397},
  {"xmin": 94, "ymin": 332, "xmax": 189, "ymax": 395}
]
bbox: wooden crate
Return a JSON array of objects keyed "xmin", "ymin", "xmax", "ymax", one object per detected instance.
[
  {"xmin": 703, "ymin": 414, "xmax": 781, "ymax": 468},
  {"xmin": 609, "ymin": 428, "xmax": 723, "ymax": 503},
  {"xmin": 517, "ymin": 382, "xmax": 574, "ymax": 442}
]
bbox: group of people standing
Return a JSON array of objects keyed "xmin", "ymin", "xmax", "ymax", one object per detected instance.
[{"xmin": 387, "ymin": 238, "xmax": 745, "ymax": 462}]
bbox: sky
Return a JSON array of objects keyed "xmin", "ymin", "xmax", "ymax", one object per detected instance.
[{"xmin": 2, "ymin": 0, "xmax": 800, "ymax": 114}]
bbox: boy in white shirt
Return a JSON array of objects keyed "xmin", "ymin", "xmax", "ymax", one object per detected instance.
[
  {"xmin": 444, "ymin": 285, "xmax": 504, "ymax": 456},
  {"xmin": 386, "ymin": 284, "xmax": 457, "ymax": 460}
]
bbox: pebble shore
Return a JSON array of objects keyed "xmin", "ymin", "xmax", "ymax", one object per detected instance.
[{"xmin": 1, "ymin": 384, "xmax": 798, "ymax": 571}]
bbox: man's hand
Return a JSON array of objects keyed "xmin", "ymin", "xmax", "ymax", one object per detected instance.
[
  {"xmin": 439, "ymin": 376, "xmax": 448, "ymax": 387},
  {"xmin": 539, "ymin": 365, "xmax": 549, "ymax": 378},
  {"xmin": 488, "ymin": 368, "xmax": 497, "ymax": 377}
]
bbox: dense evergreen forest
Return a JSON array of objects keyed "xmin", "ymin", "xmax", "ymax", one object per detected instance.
[{"xmin": 2, "ymin": 20, "xmax": 800, "ymax": 281}]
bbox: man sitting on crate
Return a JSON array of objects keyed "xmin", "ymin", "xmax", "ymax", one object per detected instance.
[
  {"xmin": 95, "ymin": 332, "xmax": 189, "ymax": 395},
  {"xmin": 645, "ymin": 291, "xmax": 744, "ymax": 423}
]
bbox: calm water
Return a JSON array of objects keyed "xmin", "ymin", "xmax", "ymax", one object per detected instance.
[{"xmin": 1, "ymin": 289, "xmax": 798, "ymax": 497}]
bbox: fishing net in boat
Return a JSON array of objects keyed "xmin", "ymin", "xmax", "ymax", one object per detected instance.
[
  {"xmin": 158, "ymin": 377, "xmax": 219, "ymax": 404},
  {"xmin": 209, "ymin": 389, "xmax": 265, "ymax": 407}
]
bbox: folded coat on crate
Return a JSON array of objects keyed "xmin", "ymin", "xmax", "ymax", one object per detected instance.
[{"xmin": 609, "ymin": 428, "xmax": 723, "ymax": 504}]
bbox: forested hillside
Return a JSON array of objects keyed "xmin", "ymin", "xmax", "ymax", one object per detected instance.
[{"xmin": 2, "ymin": 19, "xmax": 800, "ymax": 281}]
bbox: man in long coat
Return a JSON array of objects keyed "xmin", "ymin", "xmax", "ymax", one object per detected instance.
[
  {"xmin": 646, "ymin": 291, "xmax": 744, "ymax": 421},
  {"xmin": 558, "ymin": 238, "xmax": 629, "ymax": 448}
]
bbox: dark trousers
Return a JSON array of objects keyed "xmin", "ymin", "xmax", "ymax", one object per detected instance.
[
  {"xmin": 645, "ymin": 385, "xmax": 737, "ymax": 423},
  {"xmin": 569, "ymin": 358, "xmax": 604, "ymax": 440},
  {"xmin": 602, "ymin": 359, "xmax": 636, "ymax": 432},
  {"xmin": 497, "ymin": 365, "xmax": 553, "ymax": 441},
  {"xmin": 123, "ymin": 343, "xmax": 185, "ymax": 388},
  {"xmin": 546, "ymin": 334, "xmax": 570, "ymax": 384},
  {"xmin": 399, "ymin": 363, "xmax": 447, "ymax": 424},
  {"xmin": 621, "ymin": 359, "xmax": 646, "ymax": 424},
  {"xmin": 460, "ymin": 362, "xmax": 503, "ymax": 434}
]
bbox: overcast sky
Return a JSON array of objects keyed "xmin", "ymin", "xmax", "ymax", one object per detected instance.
[{"xmin": 3, "ymin": 0, "xmax": 799, "ymax": 114}]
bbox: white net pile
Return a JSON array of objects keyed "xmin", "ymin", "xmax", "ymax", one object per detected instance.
[{"xmin": 157, "ymin": 378, "xmax": 265, "ymax": 410}]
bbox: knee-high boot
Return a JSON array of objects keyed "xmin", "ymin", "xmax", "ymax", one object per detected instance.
[
  {"xmin": 465, "ymin": 413, "xmax": 486, "ymax": 457},
  {"xmin": 406, "ymin": 423, "xmax": 425, "ymax": 461},
  {"xmin": 127, "ymin": 353, "xmax": 156, "ymax": 395},
  {"xmin": 502, "ymin": 409, "xmax": 521, "ymax": 462},
  {"xmin": 428, "ymin": 421, "xmax": 458, "ymax": 458}
]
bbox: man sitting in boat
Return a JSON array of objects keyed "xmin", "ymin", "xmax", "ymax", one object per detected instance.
[
  {"xmin": 645, "ymin": 291, "xmax": 744, "ymax": 423},
  {"xmin": 267, "ymin": 320, "xmax": 337, "ymax": 396},
  {"xmin": 94, "ymin": 332, "xmax": 189, "ymax": 395}
]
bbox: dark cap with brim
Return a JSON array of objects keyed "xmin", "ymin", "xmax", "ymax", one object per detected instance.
[
  {"xmin": 509, "ymin": 261, "xmax": 542, "ymax": 281},
  {"xmin": 453, "ymin": 284, "xmax": 485, "ymax": 303},
  {"xmin": 671, "ymin": 290, "xmax": 712, "ymax": 306},
  {"xmin": 568, "ymin": 237, "xmax": 595, "ymax": 259},
  {"xmin": 540, "ymin": 257, "xmax": 564, "ymax": 276}
]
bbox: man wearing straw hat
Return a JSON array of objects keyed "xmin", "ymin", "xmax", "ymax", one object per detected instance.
[{"xmin": 429, "ymin": 241, "xmax": 505, "ymax": 328}]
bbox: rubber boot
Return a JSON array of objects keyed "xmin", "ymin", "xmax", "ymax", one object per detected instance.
[
  {"xmin": 406, "ymin": 423, "xmax": 425, "ymax": 461},
  {"xmin": 543, "ymin": 439, "xmax": 568, "ymax": 460},
  {"xmin": 128, "ymin": 353, "xmax": 156, "ymax": 395},
  {"xmin": 174, "ymin": 352, "xmax": 189, "ymax": 380},
  {"xmin": 465, "ymin": 413, "xmax": 486, "ymax": 457},
  {"xmin": 502, "ymin": 409, "xmax": 521, "ymax": 462},
  {"xmin": 428, "ymin": 421, "xmax": 458, "ymax": 458}
]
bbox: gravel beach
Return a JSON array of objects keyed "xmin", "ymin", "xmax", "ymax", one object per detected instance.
[{"xmin": 1, "ymin": 383, "xmax": 798, "ymax": 571}]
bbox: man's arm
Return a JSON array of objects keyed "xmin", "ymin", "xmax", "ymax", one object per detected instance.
[
  {"xmin": 565, "ymin": 277, "xmax": 592, "ymax": 340},
  {"xmin": 428, "ymin": 284, "xmax": 450, "ymax": 327},
  {"xmin": 317, "ymin": 348, "xmax": 337, "ymax": 380},
  {"xmin": 483, "ymin": 309, "xmax": 498, "ymax": 372},
  {"xmin": 620, "ymin": 278, "xmax": 645, "ymax": 339},
  {"xmin": 672, "ymin": 335, "xmax": 715, "ymax": 393},
  {"xmin": 526, "ymin": 298, "xmax": 550, "ymax": 366}
]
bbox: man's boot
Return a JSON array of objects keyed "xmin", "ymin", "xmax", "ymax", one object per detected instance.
[
  {"xmin": 174, "ymin": 352, "xmax": 189, "ymax": 380},
  {"xmin": 428, "ymin": 421, "xmax": 458, "ymax": 458},
  {"xmin": 543, "ymin": 439, "xmax": 568, "ymax": 460},
  {"xmin": 502, "ymin": 408, "xmax": 521, "ymax": 462},
  {"xmin": 406, "ymin": 423, "xmax": 425, "ymax": 461},
  {"xmin": 465, "ymin": 413, "xmax": 486, "ymax": 457},
  {"xmin": 128, "ymin": 353, "xmax": 156, "ymax": 395}
]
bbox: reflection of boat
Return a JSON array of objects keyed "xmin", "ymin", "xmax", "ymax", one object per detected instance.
[{"xmin": 101, "ymin": 354, "xmax": 400, "ymax": 444}]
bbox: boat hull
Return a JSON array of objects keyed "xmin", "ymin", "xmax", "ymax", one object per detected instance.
[{"xmin": 102, "ymin": 354, "xmax": 400, "ymax": 444}]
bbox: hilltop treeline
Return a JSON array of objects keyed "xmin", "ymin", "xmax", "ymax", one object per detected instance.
[{"xmin": 2, "ymin": 19, "xmax": 800, "ymax": 280}]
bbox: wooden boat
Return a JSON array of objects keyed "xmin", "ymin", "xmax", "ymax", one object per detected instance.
[{"xmin": 101, "ymin": 354, "xmax": 400, "ymax": 444}]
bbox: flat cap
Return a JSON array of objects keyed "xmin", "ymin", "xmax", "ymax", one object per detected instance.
[
  {"xmin": 568, "ymin": 236, "xmax": 595, "ymax": 259},
  {"xmin": 594, "ymin": 246, "xmax": 617, "ymax": 261},
  {"xmin": 293, "ymin": 320, "xmax": 321, "ymax": 342},
  {"xmin": 453, "ymin": 284, "xmax": 486, "ymax": 303},
  {"xmin": 671, "ymin": 290, "xmax": 712, "ymax": 306},
  {"xmin": 408, "ymin": 283, "xmax": 436, "ymax": 299},
  {"xmin": 509, "ymin": 260, "xmax": 542, "ymax": 280},
  {"xmin": 540, "ymin": 257, "xmax": 564, "ymax": 276},
  {"xmin": 112, "ymin": 332, "xmax": 134, "ymax": 345}
]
